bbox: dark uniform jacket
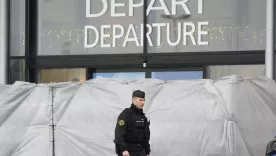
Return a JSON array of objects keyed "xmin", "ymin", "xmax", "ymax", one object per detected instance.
[
  {"xmin": 265, "ymin": 138, "xmax": 276, "ymax": 156},
  {"xmin": 114, "ymin": 104, "xmax": 151, "ymax": 155}
]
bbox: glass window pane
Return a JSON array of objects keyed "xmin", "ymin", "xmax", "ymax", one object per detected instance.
[
  {"xmin": 10, "ymin": 0, "xmax": 25, "ymax": 56},
  {"xmin": 152, "ymin": 71, "xmax": 203, "ymax": 81},
  {"xmin": 207, "ymin": 65, "xmax": 265, "ymax": 80},
  {"xmin": 10, "ymin": 59, "xmax": 25, "ymax": 83},
  {"xmin": 39, "ymin": 68, "xmax": 86, "ymax": 83},
  {"xmin": 39, "ymin": 0, "xmax": 143, "ymax": 55},
  {"xmin": 148, "ymin": 0, "xmax": 265, "ymax": 53},
  {"xmin": 93, "ymin": 72, "xmax": 145, "ymax": 80}
]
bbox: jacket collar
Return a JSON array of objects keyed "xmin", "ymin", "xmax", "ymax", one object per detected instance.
[{"xmin": 131, "ymin": 103, "xmax": 144, "ymax": 114}]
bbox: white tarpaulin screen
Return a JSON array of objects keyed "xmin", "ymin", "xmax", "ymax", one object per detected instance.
[
  {"xmin": 0, "ymin": 82, "xmax": 51, "ymax": 156},
  {"xmin": 0, "ymin": 75, "xmax": 276, "ymax": 156}
]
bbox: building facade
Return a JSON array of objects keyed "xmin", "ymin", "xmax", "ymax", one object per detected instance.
[{"xmin": 1, "ymin": 0, "xmax": 273, "ymax": 84}]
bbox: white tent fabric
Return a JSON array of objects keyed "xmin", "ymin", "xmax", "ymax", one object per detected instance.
[
  {"xmin": 0, "ymin": 75, "xmax": 276, "ymax": 156},
  {"xmin": 210, "ymin": 75, "xmax": 276, "ymax": 156},
  {"xmin": 0, "ymin": 82, "xmax": 51, "ymax": 156}
]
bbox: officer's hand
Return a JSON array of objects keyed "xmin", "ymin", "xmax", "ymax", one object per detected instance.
[{"xmin": 122, "ymin": 151, "xmax": 129, "ymax": 156}]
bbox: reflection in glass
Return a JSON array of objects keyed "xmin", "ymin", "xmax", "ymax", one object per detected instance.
[
  {"xmin": 10, "ymin": 59, "xmax": 25, "ymax": 83},
  {"xmin": 40, "ymin": 68, "xmax": 86, "ymax": 83},
  {"xmin": 151, "ymin": 71, "xmax": 203, "ymax": 81},
  {"xmin": 207, "ymin": 65, "xmax": 265, "ymax": 80},
  {"xmin": 10, "ymin": 0, "xmax": 25, "ymax": 56},
  {"xmin": 93, "ymin": 72, "xmax": 145, "ymax": 80},
  {"xmin": 39, "ymin": 0, "xmax": 143, "ymax": 55},
  {"xmin": 147, "ymin": 0, "xmax": 265, "ymax": 53}
]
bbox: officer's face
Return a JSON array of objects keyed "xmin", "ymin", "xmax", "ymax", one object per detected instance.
[{"xmin": 133, "ymin": 97, "xmax": 145, "ymax": 109}]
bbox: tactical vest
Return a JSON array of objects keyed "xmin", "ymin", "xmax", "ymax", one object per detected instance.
[{"xmin": 124, "ymin": 108, "xmax": 149, "ymax": 144}]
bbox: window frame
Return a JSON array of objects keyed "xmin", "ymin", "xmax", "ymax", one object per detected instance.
[
  {"xmin": 89, "ymin": 67, "xmax": 205, "ymax": 80},
  {"xmin": 7, "ymin": 0, "xmax": 270, "ymax": 84}
]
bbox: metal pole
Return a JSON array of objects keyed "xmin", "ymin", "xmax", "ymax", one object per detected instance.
[
  {"xmin": 265, "ymin": 0, "xmax": 275, "ymax": 79},
  {"xmin": 49, "ymin": 87, "xmax": 55, "ymax": 156},
  {"xmin": 0, "ymin": 0, "xmax": 8, "ymax": 84},
  {"xmin": 173, "ymin": 19, "xmax": 177, "ymax": 52}
]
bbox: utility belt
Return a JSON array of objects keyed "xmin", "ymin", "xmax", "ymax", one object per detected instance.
[{"xmin": 126, "ymin": 142, "xmax": 145, "ymax": 152}]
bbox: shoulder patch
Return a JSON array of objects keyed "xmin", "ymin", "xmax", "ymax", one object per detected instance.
[{"xmin": 118, "ymin": 120, "xmax": 125, "ymax": 126}]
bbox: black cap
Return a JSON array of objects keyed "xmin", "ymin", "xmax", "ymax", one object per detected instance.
[{"xmin": 132, "ymin": 90, "xmax": 145, "ymax": 98}]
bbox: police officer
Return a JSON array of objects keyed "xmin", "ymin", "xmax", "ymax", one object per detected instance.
[
  {"xmin": 114, "ymin": 90, "xmax": 151, "ymax": 156},
  {"xmin": 265, "ymin": 136, "xmax": 276, "ymax": 156}
]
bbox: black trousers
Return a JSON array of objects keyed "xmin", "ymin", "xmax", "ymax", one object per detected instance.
[
  {"xmin": 118, "ymin": 151, "xmax": 146, "ymax": 156},
  {"xmin": 129, "ymin": 151, "xmax": 146, "ymax": 156}
]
